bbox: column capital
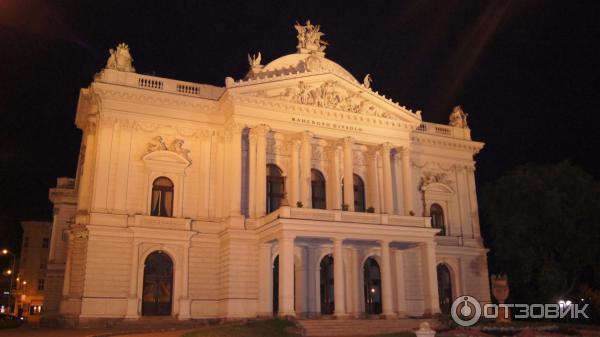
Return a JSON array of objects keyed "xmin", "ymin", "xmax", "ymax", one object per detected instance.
[
  {"xmin": 378, "ymin": 239, "xmax": 392, "ymax": 246},
  {"xmin": 332, "ymin": 237, "xmax": 346, "ymax": 244},
  {"xmin": 365, "ymin": 147, "xmax": 378, "ymax": 160},
  {"xmin": 250, "ymin": 124, "xmax": 270, "ymax": 137},
  {"xmin": 342, "ymin": 136, "xmax": 354, "ymax": 147},
  {"xmin": 379, "ymin": 142, "xmax": 394, "ymax": 153},
  {"xmin": 300, "ymin": 130, "xmax": 314, "ymax": 142},
  {"xmin": 225, "ymin": 120, "xmax": 245, "ymax": 134}
]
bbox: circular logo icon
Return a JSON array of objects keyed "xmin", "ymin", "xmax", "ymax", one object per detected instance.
[{"xmin": 451, "ymin": 295, "xmax": 482, "ymax": 327}]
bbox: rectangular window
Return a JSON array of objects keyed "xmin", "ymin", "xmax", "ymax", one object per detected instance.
[
  {"xmin": 38, "ymin": 279, "xmax": 45, "ymax": 291},
  {"xmin": 42, "ymin": 238, "xmax": 49, "ymax": 248}
]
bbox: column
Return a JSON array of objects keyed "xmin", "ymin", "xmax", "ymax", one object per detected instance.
[
  {"xmin": 333, "ymin": 238, "xmax": 347, "ymax": 317},
  {"xmin": 327, "ymin": 145, "xmax": 341, "ymax": 210},
  {"xmin": 61, "ymin": 233, "xmax": 74, "ymax": 298},
  {"xmin": 77, "ymin": 116, "xmax": 97, "ymax": 212},
  {"xmin": 248, "ymin": 131, "xmax": 257, "ymax": 218},
  {"xmin": 300, "ymin": 131, "xmax": 313, "ymax": 207},
  {"xmin": 380, "ymin": 143, "xmax": 394, "ymax": 214},
  {"xmin": 178, "ymin": 244, "xmax": 191, "ymax": 320},
  {"xmin": 342, "ymin": 137, "xmax": 354, "ymax": 211},
  {"xmin": 366, "ymin": 148, "xmax": 380, "ymax": 213},
  {"xmin": 306, "ymin": 245, "xmax": 317, "ymax": 315},
  {"xmin": 279, "ymin": 236, "xmax": 296, "ymax": 316},
  {"xmin": 229, "ymin": 123, "xmax": 244, "ymax": 216},
  {"xmin": 379, "ymin": 240, "xmax": 395, "ymax": 317},
  {"xmin": 393, "ymin": 155, "xmax": 405, "ymax": 215},
  {"xmin": 395, "ymin": 250, "xmax": 407, "ymax": 317},
  {"xmin": 125, "ymin": 241, "xmax": 140, "ymax": 318},
  {"xmin": 421, "ymin": 241, "xmax": 441, "ymax": 316},
  {"xmin": 401, "ymin": 147, "xmax": 414, "ymax": 215},
  {"xmin": 466, "ymin": 165, "xmax": 482, "ymax": 238},
  {"xmin": 253, "ymin": 125, "xmax": 269, "ymax": 217},
  {"xmin": 258, "ymin": 243, "xmax": 273, "ymax": 316},
  {"xmin": 289, "ymin": 140, "xmax": 301, "ymax": 207}
]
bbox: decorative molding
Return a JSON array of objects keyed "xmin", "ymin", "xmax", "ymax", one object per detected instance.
[
  {"xmin": 420, "ymin": 171, "xmax": 453, "ymax": 189},
  {"xmin": 93, "ymin": 87, "xmax": 217, "ymax": 112}
]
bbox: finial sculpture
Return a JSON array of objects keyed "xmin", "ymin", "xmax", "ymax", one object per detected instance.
[
  {"xmin": 449, "ymin": 105, "xmax": 468, "ymax": 128},
  {"xmin": 294, "ymin": 20, "xmax": 328, "ymax": 53},
  {"xmin": 363, "ymin": 74, "xmax": 372, "ymax": 88},
  {"xmin": 106, "ymin": 43, "xmax": 136, "ymax": 72},
  {"xmin": 491, "ymin": 274, "xmax": 511, "ymax": 323}
]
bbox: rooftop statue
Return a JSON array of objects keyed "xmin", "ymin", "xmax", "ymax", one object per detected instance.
[
  {"xmin": 106, "ymin": 43, "xmax": 136, "ymax": 73},
  {"xmin": 363, "ymin": 74, "xmax": 372, "ymax": 89},
  {"xmin": 295, "ymin": 20, "xmax": 328, "ymax": 53},
  {"xmin": 449, "ymin": 105, "xmax": 469, "ymax": 128}
]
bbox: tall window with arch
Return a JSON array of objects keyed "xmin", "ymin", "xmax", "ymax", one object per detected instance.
[
  {"xmin": 342, "ymin": 174, "xmax": 366, "ymax": 212},
  {"xmin": 266, "ymin": 164, "xmax": 284, "ymax": 214},
  {"xmin": 311, "ymin": 169, "xmax": 326, "ymax": 209},
  {"xmin": 151, "ymin": 177, "xmax": 174, "ymax": 217},
  {"xmin": 430, "ymin": 203, "xmax": 445, "ymax": 235}
]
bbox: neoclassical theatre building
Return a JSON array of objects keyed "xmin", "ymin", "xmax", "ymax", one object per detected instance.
[{"xmin": 44, "ymin": 22, "xmax": 490, "ymax": 324}]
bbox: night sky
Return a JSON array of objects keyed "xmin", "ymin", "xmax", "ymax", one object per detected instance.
[{"xmin": 1, "ymin": 1, "xmax": 599, "ymax": 251}]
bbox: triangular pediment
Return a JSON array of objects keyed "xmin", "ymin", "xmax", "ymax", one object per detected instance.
[{"xmin": 228, "ymin": 72, "xmax": 421, "ymax": 124}]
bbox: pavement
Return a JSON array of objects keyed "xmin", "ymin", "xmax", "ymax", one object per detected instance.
[{"xmin": 0, "ymin": 324, "xmax": 201, "ymax": 337}]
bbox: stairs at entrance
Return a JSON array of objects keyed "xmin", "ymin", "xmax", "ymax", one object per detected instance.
[{"xmin": 298, "ymin": 318, "xmax": 439, "ymax": 336}]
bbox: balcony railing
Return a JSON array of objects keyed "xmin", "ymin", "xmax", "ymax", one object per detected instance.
[
  {"xmin": 414, "ymin": 122, "xmax": 472, "ymax": 140},
  {"xmin": 258, "ymin": 206, "xmax": 431, "ymax": 228}
]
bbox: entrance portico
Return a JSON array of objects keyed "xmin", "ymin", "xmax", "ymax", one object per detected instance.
[{"xmin": 257, "ymin": 206, "xmax": 441, "ymax": 318}]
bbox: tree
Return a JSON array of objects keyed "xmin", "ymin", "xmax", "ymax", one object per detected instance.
[{"xmin": 481, "ymin": 161, "xmax": 600, "ymax": 304}]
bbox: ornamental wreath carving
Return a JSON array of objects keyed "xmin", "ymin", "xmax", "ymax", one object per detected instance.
[{"xmin": 147, "ymin": 136, "xmax": 192, "ymax": 163}]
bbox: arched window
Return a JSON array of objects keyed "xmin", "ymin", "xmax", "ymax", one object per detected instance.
[
  {"xmin": 354, "ymin": 174, "xmax": 366, "ymax": 212},
  {"xmin": 430, "ymin": 203, "xmax": 445, "ymax": 235},
  {"xmin": 267, "ymin": 164, "xmax": 284, "ymax": 214},
  {"xmin": 341, "ymin": 174, "xmax": 366, "ymax": 212},
  {"xmin": 311, "ymin": 169, "xmax": 326, "ymax": 209},
  {"xmin": 151, "ymin": 177, "xmax": 174, "ymax": 217}
]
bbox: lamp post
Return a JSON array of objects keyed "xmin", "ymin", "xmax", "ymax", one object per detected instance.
[{"xmin": 1, "ymin": 249, "xmax": 16, "ymax": 314}]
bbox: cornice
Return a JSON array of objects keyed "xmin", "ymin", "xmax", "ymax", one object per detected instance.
[
  {"xmin": 411, "ymin": 132, "xmax": 484, "ymax": 154},
  {"xmin": 92, "ymin": 84, "xmax": 217, "ymax": 113}
]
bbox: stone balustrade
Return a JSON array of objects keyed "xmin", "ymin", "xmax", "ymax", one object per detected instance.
[
  {"xmin": 414, "ymin": 122, "xmax": 472, "ymax": 140},
  {"xmin": 96, "ymin": 68, "xmax": 225, "ymax": 100},
  {"xmin": 259, "ymin": 206, "xmax": 430, "ymax": 228}
]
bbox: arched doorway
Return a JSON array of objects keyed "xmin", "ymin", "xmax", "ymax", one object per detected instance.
[
  {"xmin": 437, "ymin": 264, "xmax": 453, "ymax": 314},
  {"xmin": 142, "ymin": 251, "xmax": 173, "ymax": 316},
  {"xmin": 267, "ymin": 164, "xmax": 285, "ymax": 213},
  {"xmin": 320, "ymin": 255, "xmax": 334, "ymax": 315},
  {"xmin": 363, "ymin": 257, "xmax": 382, "ymax": 314}
]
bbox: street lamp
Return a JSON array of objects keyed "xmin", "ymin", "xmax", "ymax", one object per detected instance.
[{"xmin": 1, "ymin": 249, "xmax": 16, "ymax": 314}]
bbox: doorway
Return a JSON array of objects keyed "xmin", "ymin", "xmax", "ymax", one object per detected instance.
[
  {"xmin": 142, "ymin": 251, "xmax": 173, "ymax": 316},
  {"xmin": 319, "ymin": 255, "xmax": 334, "ymax": 315},
  {"xmin": 363, "ymin": 257, "xmax": 382, "ymax": 314}
]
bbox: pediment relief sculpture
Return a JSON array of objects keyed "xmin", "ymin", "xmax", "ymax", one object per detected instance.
[
  {"xmin": 420, "ymin": 171, "xmax": 452, "ymax": 189},
  {"xmin": 106, "ymin": 42, "xmax": 136, "ymax": 73},
  {"xmin": 250, "ymin": 80, "xmax": 400, "ymax": 120},
  {"xmin": 147, "ymin": 136, "xmax": 191, "ymax": 163}
]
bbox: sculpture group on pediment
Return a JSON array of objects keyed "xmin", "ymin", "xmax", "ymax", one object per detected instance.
[
  {"xmin": 147, "ymin": 136, "xmax": 192, "ymax": 163},
  {"xmin": 106, "ymin": 43, "xmax": 136, "ymax": 73},
  {"xmin": 420, "ymin": 171, "xmax": 452, "ymax": 188},
  {"xmin": 295, "ymin": 20, "xmax": 328, "ymax": 52},
  {"xmin": 449, "ymin": 105, "xmax": 468, "ymax": 128}
]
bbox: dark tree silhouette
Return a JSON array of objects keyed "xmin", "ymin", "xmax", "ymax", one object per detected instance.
[{"xmin": 481, "ymin": 161, "xmax": 600, "ymax": 304}]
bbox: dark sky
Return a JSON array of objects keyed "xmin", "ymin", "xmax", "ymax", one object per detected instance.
[{"xmin": 0, "ymin": 0, "xmax": 599, "ymax": 234}]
